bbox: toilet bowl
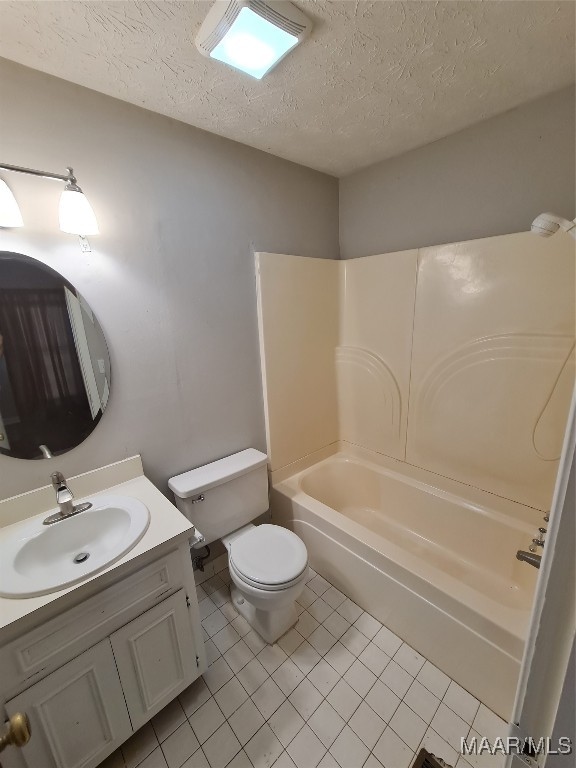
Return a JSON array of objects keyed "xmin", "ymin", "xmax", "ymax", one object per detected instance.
[
  {"xmin": 224, "ymin": 523, "xmax": 308, "ymax": 643},
  {"xmin": 168, "ymin": 449, "xmax": 309, "ymax": 644}
]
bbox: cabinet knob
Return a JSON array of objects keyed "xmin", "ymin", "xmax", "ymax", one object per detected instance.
[{"xmin": 0, "ymin": 712, "xmax": 31, "ymax": 752}]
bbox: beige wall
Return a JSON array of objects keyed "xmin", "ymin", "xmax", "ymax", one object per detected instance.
[
  {"xmin": 0, "ymin": 59, "xmax": 339, "ymax": 501},
  {"xmin": 257, "ymin": 234, "xmax": 575, "ymax": 510},
  {"xmin": 339, "ymin": 87, "xmax": 576, "ymax": 258}
]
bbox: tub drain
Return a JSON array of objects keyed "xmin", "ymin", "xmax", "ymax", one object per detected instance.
[{"xmin": 73, "ymin": 552, "xmax": 90, "ymax": 564}]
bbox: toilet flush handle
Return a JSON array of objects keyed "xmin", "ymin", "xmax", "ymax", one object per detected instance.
[{"xmin": 190, "ymin": 494, "xmax": 204, "ymax": 504}]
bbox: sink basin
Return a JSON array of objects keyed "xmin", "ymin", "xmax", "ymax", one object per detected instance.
[{"xmin": 0, "ymin": 494, "xmax": 150, "ymax": 598}]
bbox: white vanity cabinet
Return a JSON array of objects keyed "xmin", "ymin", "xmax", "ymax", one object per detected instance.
[{"xmin": 1, "ymin": 543, "xmax": 206, "ymax": 768}]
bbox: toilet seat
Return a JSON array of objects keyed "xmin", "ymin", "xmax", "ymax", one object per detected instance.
[{"xmin": 228, "ymin": 524, "xmax": 308, "ymax": 591}]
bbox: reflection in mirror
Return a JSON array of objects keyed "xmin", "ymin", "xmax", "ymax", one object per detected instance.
[{"xmin": 0, "ymin": 253, "xmax": 110, "ymax": 460}]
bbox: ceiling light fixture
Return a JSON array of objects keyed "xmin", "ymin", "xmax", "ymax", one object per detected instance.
[
  {"xmin": 0, "ymin": 163, "xmax": 99, "ymax": 236},
  {"xmin": 196, "ymin": 0, "xmax": 312, "ymax": 80}
]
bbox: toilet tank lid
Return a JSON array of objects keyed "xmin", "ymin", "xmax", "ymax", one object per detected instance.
[{"xmin": 168, "ymin": 449, "xmax": 268, "ymax": 498}]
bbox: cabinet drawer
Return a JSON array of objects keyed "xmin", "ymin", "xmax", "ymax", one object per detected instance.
[{"xmin": 1, "ymin": 550, "xmax": 183, "ymax": 694}]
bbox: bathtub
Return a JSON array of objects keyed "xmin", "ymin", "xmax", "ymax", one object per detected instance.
[{"xmin": 271, "ymin": 446, "xmax": 539, "ymax": 719}]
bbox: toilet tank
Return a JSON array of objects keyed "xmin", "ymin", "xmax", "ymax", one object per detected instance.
[{"xmin": 168, "ymin": 449, "xmax": 269, "ymax": 545}]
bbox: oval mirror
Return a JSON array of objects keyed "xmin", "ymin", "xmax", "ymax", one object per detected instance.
[{"xmin": 0, "ymin": 252, "xmax": 110, "ymax": 460}]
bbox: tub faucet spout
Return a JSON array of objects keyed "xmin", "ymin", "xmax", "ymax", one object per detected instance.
[{"xmin": 516, "ymin": 550, "xmax": 541, "ymax": 569}]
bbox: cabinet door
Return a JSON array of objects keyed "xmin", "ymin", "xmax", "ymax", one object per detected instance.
[
  {"xmin": 110, "ymin": 589, "xmax": 198, "ymax": 730},
  {"xmin": 6, "ymin": 639, "xmax": 131, "ymax": 768}
]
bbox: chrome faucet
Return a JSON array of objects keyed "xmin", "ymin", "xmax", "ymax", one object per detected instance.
[{"xmin": 43, "ymin": 472, "xmax": 92, "ymax": 525}]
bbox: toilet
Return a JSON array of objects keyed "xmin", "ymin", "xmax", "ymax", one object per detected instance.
[{"xmin": 168, "ymin": 449, "xmax": 309, "ymax": 643}]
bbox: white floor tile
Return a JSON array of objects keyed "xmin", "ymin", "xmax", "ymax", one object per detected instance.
[
  {"xmin": 228, "ymin": 699, "xmax": 265, "ymax": 746},
  {"xmin": 472, "ymin": 705, "xmax": 508, "ymax": 742},
  {"xmin": 322, "ymin": 587, "xmax": 347, "ymax": 610},
  {"xmin": 122, "ymin": 722, "xmax": 158, "ymax": 768},
  {"xmin": 231, "ymin": 615, "xmax": 253, "ymax": 638},
  {"xmin": 308, "ymin": 625, "xmax": 338, "ymax": 655},
  {"xmin": 322, "ymin": 612, "xmax": 350, "ymax": 640},
  {"xmin": 288, "ymin": 678, "xmax": 323, "ymax": 719},
  {"xmin": 373, "ymin": 726, "xmax": 414, "ymax": 768},
  {"xmin": 372, "ymin": 626, "xmax": 403, "ymax": 657},
  {"xmin": 152, "ymin": 698, "xmax": 186, "ymax": 743},
  {"xmin": 364, "ymin": 755, "xmax": 385, "ymax": 768},
  {"xmin": 211, "ymin": 586, "xmax": 232, "ymax": 609},
  {"xmin": 419, "ymin": 726, "xmax": 459, "ymax": 766},
  {"xmin": 272, "ymin": 751, "xmax": 298, "ymax": 768},
  {"xmin": 358, "ymin": 642, "xmax": 390, "ymax": 677},
  {"xmin": 307, "ymin": 575, "xmax": 332, "ymax": 596},
  {"xmin": 295, "ymin": 611, "xmax": 320, "ymax": 639},
  {"xmin": 340, "ymin": 626, "xmax": 370, "ymax": 657},
  {"xmin": 365, "ymin": 680, "xmax": 401, "ymax": 724},
  {"xmin": 214, "ymin": 678, "xmax": 249, "ymax": 719},
  {"xmin": 343, "ymin": 658, "xmax": 377, "ymax": 697},
  {"xmin": 403, "ymin": 679, "xmax": 441, "ymax": 723},
  {"xmin": 252, "ymin": 678, "xmax": 286, "ymax": 719},
  {"xmin": 307, "ymin": 659, "xmax": 341, "ymax": 697},
  {"xmin": 393, "ymin": 643, "xmax": 426, "ymax": 677},
  {"xmin": 290, "ymin": 640, "xmax": 321, "ymax": 675},
  {"xmin": 189, "ymin": 698, "xmax": 226, "ymax": 745},
  {"xmin": 139, "ymin": 746, "xmax": 168, "ymax": 768},
  {"xmin": 326, "ymin": 679, "xmax": 362, "ymax": 721},
  {"xmin": 308, "ymin": 701, "xmax": 346, "ymax": 749},
  {"xmin": 430, "ymin": 702, "xmax": 471, "ymax": 751},
  {"xmin": 317, "ymin": 752, "xmax": 340, "ymax": 768},
  {"xmin": 296, "ymin": 586, "xmax": 317, "ymax": 609},
  {"xmin": 202, "ymin": 610, "xmax": 229, "ymax": 638},
  {"xmin": 199, "ymin": 597, "xmax": 219, "ymax": 621},
  {"xmin": 205, "ymin": 640, "xmax": 221, "ymax": 666},
  {"xmin": 336, "ymin": 599, "xmax": 363, "ymax": 624},
  {"xmin": 203, "ymin": 658, "xmax": 234, "ymax": 694},
  {"xmin": 180, "ymin": 678, "xmax": 211, "ymax": 718},
  {"xmin": 245, "ymin": 725, "xmax": 284, "ymax": 768},
  {"xmin": 460, "ymin": 731, "xmax": 507, "ymax": 768},
  {"xmin": 308, "ymin": 598, "xmax": 334, "ymax": 623},
  {"xmin": 244, "ymin": 630, "xmax": 267, "ymax": 655},
  {"xmin": 237, "ymin": 658, "xmax": 270, "ymax": 695},
  {"xmin": 271, "ymin": 658, "xmax": 305, "ymax": 696},
  {"xmin": 353, "ymin": 612, "xmax": 382, "ymax": 640},
  {"xmin": 162, "ymin": 721, "xmax": 200, "ymax": 768},
  {"xmin": 212, "ymin": 625, "xmax": 242, "ymax": 655},
  {"xmin": 202, "ymin": 722, "xmax": 242, "ymax": 768},
  {"xmin": 415, "ymin": 661, "xmax": 451, "ymax": 700},
  {"xmin": 380, "ymin": 660, "xmax": 413, "ymax": 698},
  {"xmin": 329, "ymin": 725, "xmax": 369, "ymax": 768},
  {"xmin": 220, "ymin": 602, "xmax": 240, "ymax": 623},
  {"xmin": 286, "ymin": 724, "xmax": 326, "ymax": 768},
  {"xmin": 348, "ymin": 701, "xmax": 386, "ymax": 750},
  {"xmin": 268, "ymin": 701, "xmax": 305, "ymax": 748},
  {"xmin": 324, "ymin": 642, "xmax": 355, "ymax": 676},
  {"xmin": 277, "ymin": 629, "xmax": 305, "ymax": 656},
  {"xmin": 182, "ymin": 749, "xmax": 210, "ymax": 768},
  {"xmin": 258, "ymin": 644, "xmax": 288, "ymax": 674},
  {"xmin": 389, "ymin": 702, "xmax": 427, "ymax": 750},
  {"xmin": 224, "ymin": 640, "xmax": 255, "ymax": 674},
  {"xmin": 226, "ymin": 750, "xmax": 252, "ymax": 768},
  {"xmin": 443, "ymin": 681, "xmax": 481, "ymax": 725}
]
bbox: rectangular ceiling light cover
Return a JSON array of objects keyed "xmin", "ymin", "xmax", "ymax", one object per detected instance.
[{"xmin": 196, "ymin": 0, "xmax": 312, "ymax": 79}]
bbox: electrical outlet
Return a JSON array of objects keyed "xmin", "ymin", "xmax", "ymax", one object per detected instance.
[{"xmin": 79, "ymin": 236, "xmax": 91, "ymax": 253}]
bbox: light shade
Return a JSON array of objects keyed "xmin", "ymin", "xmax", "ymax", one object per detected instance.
[
  {"xmin": 210, "ymin": 6, "xmax": 298, "ymax": 79},
  {"xmin": 59, "ymin": 188, "xmax": 99, "ymax": 235},
  {"xmin": 0, "ymin": 178, "xmax": 23, "ymax": 228}
]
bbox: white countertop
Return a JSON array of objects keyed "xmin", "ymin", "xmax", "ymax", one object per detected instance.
[{"xmin": 0, "ymin": 458, "xmax": 194, "ymax": 633}]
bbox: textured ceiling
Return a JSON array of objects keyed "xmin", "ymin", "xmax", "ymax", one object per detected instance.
[{"xmin": 0, "ymin": 1, "xmax": 574, "ymax": 176}]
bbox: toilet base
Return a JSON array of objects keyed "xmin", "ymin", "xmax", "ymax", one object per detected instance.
[{"xmin": 231, "ymin": 584, "xmax": 298, "ymax": 644}]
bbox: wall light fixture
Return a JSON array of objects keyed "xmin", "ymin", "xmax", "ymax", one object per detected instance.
[{"xmin": 0, "ymin": 163, "xmax": 99, "ymax": 236}]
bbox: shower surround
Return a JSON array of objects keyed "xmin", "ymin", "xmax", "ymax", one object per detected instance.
[{"xmin": 255, "ymin": 232, "xmax": 575, "ymax": 718}]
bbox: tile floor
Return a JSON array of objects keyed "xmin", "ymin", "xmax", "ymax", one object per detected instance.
[{"xmin": 101, "ymin": 559, "xmax": 508, "ymax": 768}]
